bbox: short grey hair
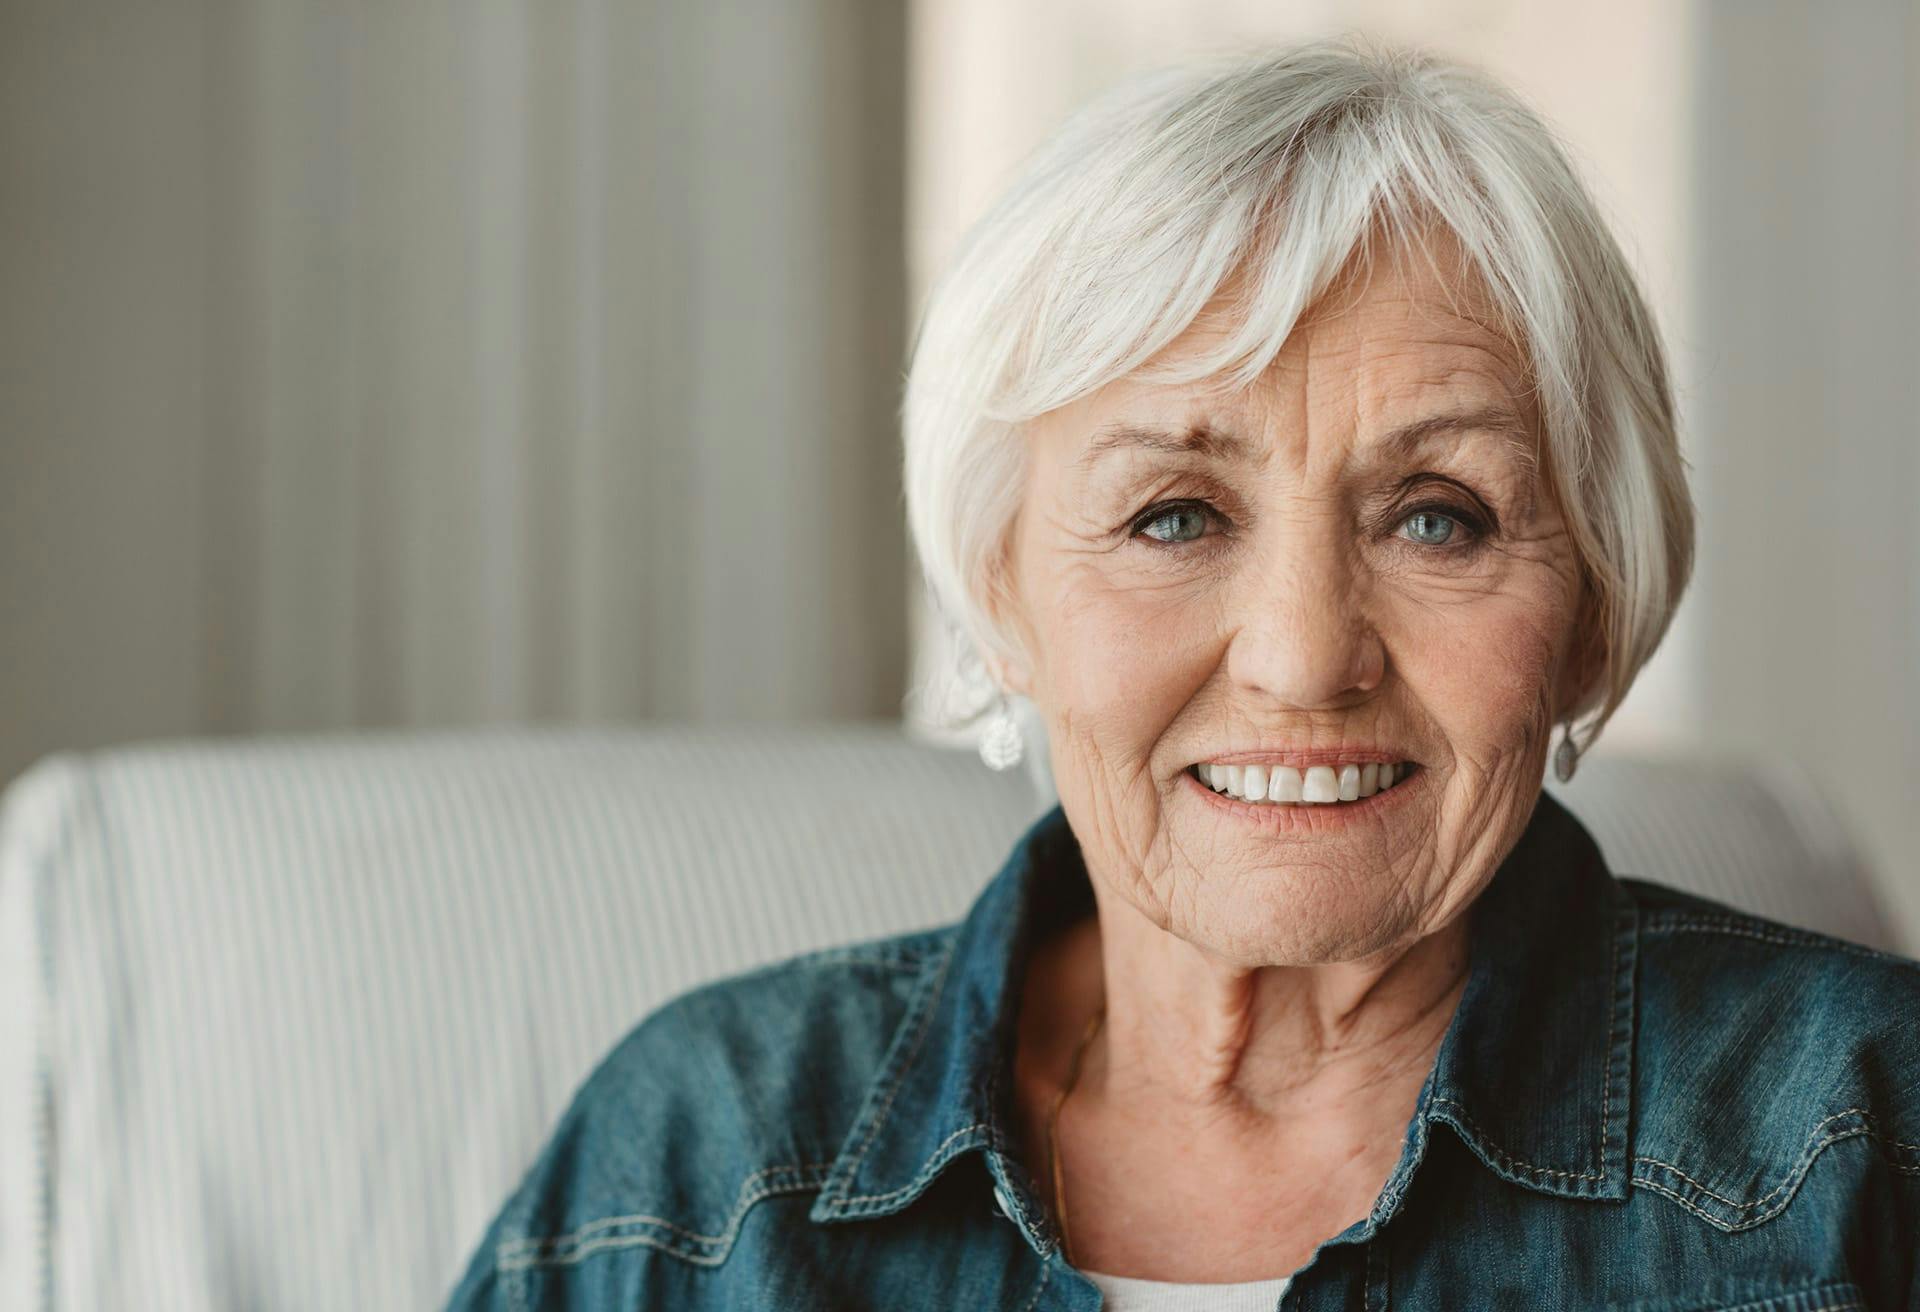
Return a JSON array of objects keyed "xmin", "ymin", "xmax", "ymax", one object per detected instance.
[{"xmin": 902, "ymin": 34, "xmax": 1694, "ymax": 759}]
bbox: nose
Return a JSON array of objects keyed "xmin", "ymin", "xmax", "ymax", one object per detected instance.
[{"xmin": 1224, "ymin": 522, "xmax": 1385, "ymax": 708}]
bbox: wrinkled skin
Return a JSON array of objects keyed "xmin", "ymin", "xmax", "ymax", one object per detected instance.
[{"xmin": 992, "ymin": 226, "xmax": 1599, "ymax": 1280}]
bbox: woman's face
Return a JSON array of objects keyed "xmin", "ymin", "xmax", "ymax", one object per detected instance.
[{"xmin": 995, "ymin": 231, "xmax": 1593, "ymax": 967}]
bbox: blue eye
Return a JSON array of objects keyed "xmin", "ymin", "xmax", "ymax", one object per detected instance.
[
  {"xmin": 1401, "ymin": 510, "xmax": 1457, "ymax": 546},
  {"xmin": 1139, "ymin": 504, "xmax": 1211, "ymax": 544}
]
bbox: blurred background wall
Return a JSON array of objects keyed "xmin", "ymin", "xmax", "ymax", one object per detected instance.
[
  {"xmin": 0, "ymin": 0, "xmax": 910, "ymax": 758},
  {"xmin": 2, "ymin": 1, "xmax": 1915, "ymax": 937}
]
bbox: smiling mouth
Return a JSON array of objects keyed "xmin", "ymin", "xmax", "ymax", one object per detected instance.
[{"xmin": 1185, "ymin": 759, "xmax": 1420, "ymax": 806}]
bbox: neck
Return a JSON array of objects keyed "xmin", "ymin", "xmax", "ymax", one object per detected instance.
[{"xmin": 1055, "ymin": 882, "xmax": 1472, "ymax": 1126}]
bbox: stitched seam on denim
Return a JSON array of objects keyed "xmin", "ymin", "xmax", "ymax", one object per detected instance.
[
  {"xmin": 1689, "ymin": 1290, "xmax": 1866, "ymax": 1312},
  {"xmin": 835, "ymin": 1122, "xmax": 993, "ymax": 1205},
  {"xmin": 980, "ymin": 1063, "xmax": 1051, "ymax": 1246},
  {"xmin": 498, "ymin": 1163, "xmax": 836, "ymax": 1258},
  {"xmin": 1629, "ymin": 1173, "xmax": 1740, "ymax": 1228},
  {"xmin": 1018, "ymin": 1257, "xmax": 1052, "ymax": 1312},
  {"xmin": 1427, "ymin": 907, "xmax": 1628, "ymax": 1188},
  {"xmin": 1698, "ymin": 1285, "xmax": 1866, "ymax": 1311},
  {"xmin": 1629, "ymin": 1114, "xmax": 1900, "ymax": 1229},
  {"xmin": 1632, "ymin": 1108, "xmax": 1872, "ymax": 1211},
  {"xmin": 1372, "ymin": 1085, "xmax": 1433, "ymax": 1224},
  {"xmin": 511, "ymin": 1232, "xmax": 708, "ymax": 1270},
  {"xmin": 1634, "ymin": 1107, "xmax": 1920, "ymax": 1212},
  {"xmin": 1636, "ymin": 1126, "xmax": 1864, "ymax": 1209},
  {"xmin": 975, "ymin": 1118, "xmax": 1064, "ymax": 1255},
  {"xmin": 497, "ymin": 1183, "xmax": 819, "ymax": 1272},
  {"xmin": 1430, "ymin": 1098, "xmax": 1604, "ymax": 1182},
  {"xmin": 498, "ymin": 1164, "xmax": 832, "ymax": 1269},
  {"xmin": 811, "ymin": 958, "xmax": 924, "ymax": 974},
  {"xmin": 1702, "ymin": 1288, "xmax": 1867, "ymax": 1312},
  {"xmin": 1597, "ymin": 914, "xmax": 1622, "ymax": 1169},
  {"xmin": 789, "ymin": 943, "xmax": 941, "ymax": 972},
  {"xmin": 1640, "ymin": 917, "xmax": 1913, "ymax": 965},
  {"xmin": 826, "ymin": 936, "xmax": 959, "ymax": 1200}
]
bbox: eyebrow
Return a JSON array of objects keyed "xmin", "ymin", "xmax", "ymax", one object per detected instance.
[
  {"xmin": 1073, "ymin": 405, "xmax": 1535, "ymax": 471},
  {"xmin": 1372, "ymin": 405, "xmax": 1535, "ymax": 461},
  {"xmin": 1073, "ymin": 421, "xmax": 1253, "ymax": 470}
]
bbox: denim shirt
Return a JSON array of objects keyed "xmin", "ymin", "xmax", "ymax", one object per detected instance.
[{"xmin": 447, "ymin": 793, "xmax": 1920, "ymax": 1310}]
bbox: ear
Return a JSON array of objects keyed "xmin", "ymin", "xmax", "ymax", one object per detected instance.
[{"xmin": 981, "ymin": 646, "xmax": 1035, "ymax": 700}]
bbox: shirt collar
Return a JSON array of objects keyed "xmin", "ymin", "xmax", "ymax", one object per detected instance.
[{"xmin": 809, "ymin": 789, "xmax": 1637, "ymax": 1239}]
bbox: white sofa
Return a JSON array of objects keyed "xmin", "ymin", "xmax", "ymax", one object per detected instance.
[{"xmin": 0, "ymin": 722, "xmax": 1897, "ymax": 1311}]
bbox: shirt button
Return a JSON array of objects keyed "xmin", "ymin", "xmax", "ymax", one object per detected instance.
[{"xmin": 992, "ymin": 1184, "xmax": 1016, "ymax": 1218}]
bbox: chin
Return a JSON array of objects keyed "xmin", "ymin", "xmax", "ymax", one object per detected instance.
[{"xmin": 1167, "ymin": 875, "xmax": 1425, "ymax": 969}]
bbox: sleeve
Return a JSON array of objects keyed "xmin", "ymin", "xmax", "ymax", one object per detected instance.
[{"xmin": 443, "ymin": 1227, "xmax": 509, "ymax": 1311}]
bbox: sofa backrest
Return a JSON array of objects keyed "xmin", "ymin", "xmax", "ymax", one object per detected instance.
[{"xmin": 0, "ymin": 723, "xmax": 1891, "ymax": 1311}]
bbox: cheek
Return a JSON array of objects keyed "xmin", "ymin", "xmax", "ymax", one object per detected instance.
[
  {"xmin": 1392, "ymin": 591, "xmax": 1568, "ymax": 756},
  {"xmin": 1031, "ymin": 562, "xmax": 1215, "ymax": 724},
  {"xmin": 1025, "ymin": 566, "xmax": 1214, "ymax": 879}
]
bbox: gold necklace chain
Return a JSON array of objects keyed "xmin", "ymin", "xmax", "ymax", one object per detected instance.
[{"xmin": 1044, "ymin": 1002, "xmax": 1106, "ymax": 1267}]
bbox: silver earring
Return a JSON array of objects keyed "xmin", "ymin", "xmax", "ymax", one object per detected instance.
[
  {"xmin": 979, "ymin": 694, "xmax": 1024, "ymax": 771},
  {"xmin": 1553, "ymin": 730, "xmax": 1579, "ymax": 784}
]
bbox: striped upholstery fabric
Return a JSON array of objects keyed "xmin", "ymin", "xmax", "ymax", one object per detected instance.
[
  {"xmin": 1544, "ymin": 755, "xmax": 1892, "ymax": 951},
  {"xmin": 0, "ymin": 723, "xmax": 1891, "ymax": 1311}
]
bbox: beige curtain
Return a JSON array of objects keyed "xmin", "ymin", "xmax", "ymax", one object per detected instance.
[{"xmin": 0, "ymin": 0, "xmax": 909, "ymax": 786}]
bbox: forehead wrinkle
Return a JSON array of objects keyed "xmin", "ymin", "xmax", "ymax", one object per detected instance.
[
  {"xmin": 1365, "ymin": 406, "xmax": 1536, "ymax": 467},
  {"xmin": 1070, "ymin": 419, "xmax": 1259, "ymax": 474},
  {"xmin": 1346, "ymin": 326, "xmax": 1542, "ymax": 493}
]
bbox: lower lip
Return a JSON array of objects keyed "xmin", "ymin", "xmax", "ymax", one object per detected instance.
[{"xmin": 1182, "ymin": 763, "xmax": 1425, "ymax": 830}]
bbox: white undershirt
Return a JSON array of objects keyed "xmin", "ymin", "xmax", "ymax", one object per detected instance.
[{"xmin": 1082, "ymin": 1268, "xmax": 1294, "ymax": 1311}]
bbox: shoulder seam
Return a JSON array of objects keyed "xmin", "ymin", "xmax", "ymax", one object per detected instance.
[
  {"xmin": 1638, "ymin": 913, "xmax": 1915, "ymax": 966},
  {"xmin": 666, "ymin": 928, "xmax": 955, "ymax": 1005},
  {"xmin": 785, "ymin": 936, "xmax": 950, "ymax": 972}
]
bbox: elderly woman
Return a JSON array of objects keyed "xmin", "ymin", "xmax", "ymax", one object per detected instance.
[{"xmin": 450, "ymin": 37, "xmax": 1920, "ymax": 1310}]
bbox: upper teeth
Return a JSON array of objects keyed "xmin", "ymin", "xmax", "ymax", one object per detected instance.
[{"xmin": 1195, "ymin": 761, "xmax": 1408, "ymax": 804}]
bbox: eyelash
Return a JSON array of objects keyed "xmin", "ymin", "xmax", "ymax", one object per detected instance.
[{"xmin": 1127, "ymin": 495, "xmax": 1494, "ymax": 554}]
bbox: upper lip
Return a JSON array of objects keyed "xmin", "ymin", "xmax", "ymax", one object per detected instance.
[{"xmin": 1189, "ymin": 748, "xmax": 1414, "ymax": 768}]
